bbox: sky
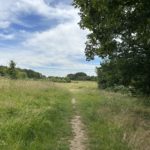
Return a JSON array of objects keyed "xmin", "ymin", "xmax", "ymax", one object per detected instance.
[{"xmin": 0, "ymin": 0, "xmax": 100, "ymax": 76}]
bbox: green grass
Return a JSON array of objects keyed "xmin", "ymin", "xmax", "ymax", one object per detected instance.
[
  {"xmin": 0, "ymin": 78, "xmax": 73, "ymax": 150},
  {"xmin": 60, "ymin": 81, "xmax": 150, "ymax": 150},
  {"xmin": 0, "ymin": 79, "xmax": 149, "ymax": 150}
]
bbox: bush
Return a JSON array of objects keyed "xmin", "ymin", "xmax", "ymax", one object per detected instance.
[{"xmin": 105, "ymin": 85, "xmax": 134, "ymax": 95}]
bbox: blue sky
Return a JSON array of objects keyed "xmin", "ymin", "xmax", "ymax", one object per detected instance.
[{"xmin": 0, "ymin": 0, "xmax": 99, "ymax": 76}]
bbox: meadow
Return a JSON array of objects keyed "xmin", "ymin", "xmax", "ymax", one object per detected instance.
[
  {"xmin": 0, "ymin": 78, "xmax": 73, "ymax": 150},
  {"xmin": 58, "ymin": 81, "xmax": 150, "ymax": 150},
  {"xmin": 0, "ymin": 78, "xmax": 149, "ymax": 150}
]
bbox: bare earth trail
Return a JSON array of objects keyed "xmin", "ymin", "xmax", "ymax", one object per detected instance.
[{"xmin": 70, "ymin": 98, "xmax": 87, "ymax": 150}]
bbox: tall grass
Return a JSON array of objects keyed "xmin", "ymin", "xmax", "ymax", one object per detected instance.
[
  {"xmin": 0, "ymin": 79, "xmax": 149, "ymax": 150},
  {"xmin": 62, "ymin": 81, "xmax": 150, "ymax": 150},
  {"xmin": 0, "ymin": 78, "xmax": 73, "ymax": 150}
]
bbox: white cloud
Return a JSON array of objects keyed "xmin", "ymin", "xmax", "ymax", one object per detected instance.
[
  {"xmin": 0, "ymin": 0, "xmax": 99, "ymax": 76},
  {"xmin": 0, "ymin": 33, "xmax": 15, "ymax": 40},
  {"xmin": 0, "ymin": 47, "xmax": 97, "ymax": 76},
  {"xmin": 23, "ymin": 21, "xmax": 87, "ymax": 55},
  {"xmin": 0, "ymin": 0, "xmax": 77, "ymax": 29},
  {"xmin": 0, "ymin": 21, "xmax": 10, "ymax": 29}
]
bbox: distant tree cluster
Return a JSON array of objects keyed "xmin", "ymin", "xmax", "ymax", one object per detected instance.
[
  {"xmin": 74, "ymin": 0, "xmax": 150, "ymax": 95},
  {"xmin": 0, "ymin": 61, "xmax": 96, "ymax": 83},
  {"xmin": 48, "ymin": 76, "xmax": 71, "ymax": 83},
  {"xmin": 67, "ymin": 72, "xmax": 97, "ymax": 81},
  {"xmin": 0, "ymin": 60, "xmax": 46, "ymax": 79},
  {"xmin": 8, "ymin": 60, "xmax": 17, "ymax": 79}
]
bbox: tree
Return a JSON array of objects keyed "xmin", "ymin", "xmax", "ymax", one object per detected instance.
[
  {"xmin": 67, "ymin": 72, "xmax": 96, "ymax": 81},
  {"xmin": 73, "ymin": 0, "xmax": 150, "ymax": 94},
  {"xmin": 67, "ymin": 74, "xmax": 75, "ymax": 80},
  {"xmin": 75, "ymin": 72, "xmax": 87, "ymax": 80},
  {"xmin": 0, "ymin": 66, "xmax": 8, "ymax": 76},
  {"xmin": 23, "ymin": 69, "xmax": 45, "ymax": 79},
  {"xmin": 8, "ymin": 60, "xmax": 17, "ymax": 79},
  {"xmin": 67, "ymin": 72, "xmax": 87, "ymax": 80}
]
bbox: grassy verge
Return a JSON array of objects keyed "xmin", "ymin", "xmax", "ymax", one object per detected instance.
[
  {"xmin": 0, "ymin": 78, "xmax": 73, "ymax": 150},
  {"xmin": 62, "ymin": 81, "xmax": 150, "ymax": 150}
]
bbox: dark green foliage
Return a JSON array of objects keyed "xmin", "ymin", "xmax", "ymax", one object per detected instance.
[
  {"xmin": 67, "ymin": 72, "xmax": 87, "ymax": 80},
  {"xmin": 48, "ymin": 76, "xmax": 71, "ymax": 83},
  {"xmin": 22, "ymin": 69, "xmax": 46, "ymax": 79},
  {"xmin": 67, "ymin": 74, "xmax": 75, "ymax": 80},
  {"xmin": 0, "ymin": 63, "xmax": 45, "ymax": 80},
  {"xmin": 67, "ymin": 72, "xmax": 97, "ymax": 81},
  {"xmin": 8, "ymin": 60, "xmax": 17, "ymax": 79},
  {"xmin": 0, "ymin": 66, "xmax": 8, "ymax": 77},
  {"xmin": 73, "ymin": 0, "xmax": 150, "ymax": 95},
  {"xmin": 97, "ymin": 61, "xmax": 121, "ymax": 89}
]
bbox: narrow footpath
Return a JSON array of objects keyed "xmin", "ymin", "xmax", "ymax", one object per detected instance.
[{"xmin": 70, "ymin": 98, "xmax": 87, "ymax": 150}]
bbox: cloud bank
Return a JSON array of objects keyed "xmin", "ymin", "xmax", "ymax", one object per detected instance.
[{"xmin": 0, "ymin": 0, "xmax": 99, "ymax": 76}]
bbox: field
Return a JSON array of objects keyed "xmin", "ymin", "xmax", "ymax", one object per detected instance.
[
  {"xmin": 0, "ymin": 79, "xmax": 73, "ymax": 150},
  {"xmin": 0, "ymin": 78, "xmax": 149, "ymax": 150},
  {"xmin": 68, "ymin": 82, "xmax": 150, "ymax": 150}
]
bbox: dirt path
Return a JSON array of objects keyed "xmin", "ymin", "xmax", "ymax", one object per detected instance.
[{"xmin": 70, "ymin": 98, "xmax": 87, "ymax": 150}]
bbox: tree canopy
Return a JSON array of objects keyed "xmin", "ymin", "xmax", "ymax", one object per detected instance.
[
  {"xmin": 0, "ymin": 61, "xmax": 46, "ymax": 80},
  {"xmin": 67, "ymin": 72, "xmax": 97, "ymax": 81},
  {"xmin": 8, "ymin": 60, "xmax": 17, "ymax": 79},
  {"xmin": 73, "ymin": 0, "xmax": 150, "ymax": 94}
]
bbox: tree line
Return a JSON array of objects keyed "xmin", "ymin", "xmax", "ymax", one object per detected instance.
[
  {"xmin": 67, "ymin": 72, "xmax": 97, "ymax": 81},
  {"xmin": 48, "ymin": 72, "xmax": 96, "ymax": 83},
  {"xmin": 73, "ymin": 0, "xmax": 150, "ymax": 95},
  {"xmin": 0, "ymin": 61, "xmax": 96, "ymax": 82},
  {"xmin": 0, "ymin": 60, "xmax": 46, "ymax": 79}
]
